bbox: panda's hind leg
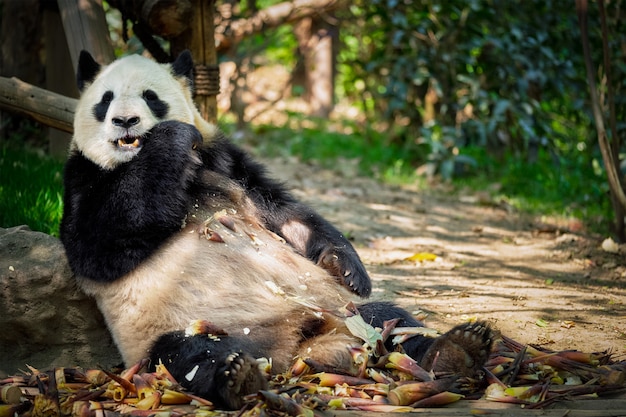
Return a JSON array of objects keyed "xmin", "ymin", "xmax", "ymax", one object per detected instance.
[
  {"xmin": 296, "ymin": 332, "xmax": 357, "ymax": 373},
  {"xmin": 357, "ymin": 302, "xmax": 494, "ymax": 377},
  {"xmin": 357, "ymin": 301, "xmax": 436, "ymax": 361},
  {"xmin": 149, "ymin": 332, "xmax": 267, "ymax": 410}
]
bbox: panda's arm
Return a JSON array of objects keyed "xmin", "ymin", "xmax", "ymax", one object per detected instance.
[
  {"xmin": 61, "ymin": 121, "xmax": 202, "ymax": 282},
  {"xmin": 201, "ymin": 139, "xmax": 371, "ymax": 297}
]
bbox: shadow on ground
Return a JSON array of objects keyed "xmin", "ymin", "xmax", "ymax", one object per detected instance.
[{"xmin": 266, "ymin": 157, "xmax": 626, "ymax": 357}]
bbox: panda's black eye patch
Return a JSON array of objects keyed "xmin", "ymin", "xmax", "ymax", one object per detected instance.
[
  {"xmin": 143, "ymin": 90, "xmax": 158, "ymax": 101},
  {"xmin": 93, "ymin": 90, "xmax": 114, "ymax": 122},
  {"xmin": 102, "ymin": 91, "xmax": 114, "ymax": 103},
  {"xmin": 143, "ymin": 89, "xmax": 169, "ymax": 119}
]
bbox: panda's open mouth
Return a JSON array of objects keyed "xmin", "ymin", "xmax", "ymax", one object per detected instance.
[{"xmin": 116, "ymin": 136, "xmax": 142, "ymax": 149}]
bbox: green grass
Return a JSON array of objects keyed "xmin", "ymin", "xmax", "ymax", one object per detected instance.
[
  {"xmin": 0, "ymin": 144, "xmax": 64, "ymax": 236},
  {"xmin": 454, "ymin": 146, "xmax": 613, "ymax": 232},
  {"xmin": 243, "ymin": 122, "xmax": 425, "ymax": 183}
]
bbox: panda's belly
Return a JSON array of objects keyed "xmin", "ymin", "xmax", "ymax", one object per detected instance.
[{"xmin": 79, "ymin": 212, "xmax": 350, "ymax": 365}]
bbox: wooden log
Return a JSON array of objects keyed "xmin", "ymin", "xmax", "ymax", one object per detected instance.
[
  {"xmin": 106, "ymin": 0, "xmax": 193, "ymax": 62},
  {"xmin": 0, "ymin": 77, "xmax": 76, "ymax": 134},
  {"xmin": 171, "ymin": 0, "xmax": 219, "ymax": 124},
  {"xmin": 137, "ymin": 0, "xmax": 193, "ymax": 38},
  {"xmin": 190, "ymin": 0, "xmax": 218, "ymax": 124},
  {"xmin": 57, "ymin": 0, "xmax": 115, "ymax": 68},
  {"xmin": 43, "ymin": 5, "xmax": 79, "ymax": 157}
]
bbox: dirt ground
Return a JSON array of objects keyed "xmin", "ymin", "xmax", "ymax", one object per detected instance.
[{"xmin": 264, "ymin": 156, "xmax": 626, "ymax": 359}]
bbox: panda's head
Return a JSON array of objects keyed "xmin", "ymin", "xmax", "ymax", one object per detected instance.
[{"xmin": 72, "ymin": 51, "xmax": 214, "ymax": 170}]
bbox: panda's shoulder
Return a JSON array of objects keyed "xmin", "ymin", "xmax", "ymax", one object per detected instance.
[
  {"xmin": 66, "ymin": 149, "xmax": 97, "ymax": 168},
  {"xmin": 199, "ymin": 135, "xmax": 269, "ymax": 177},
  {"xmin": 64, "ymin": 150, "xmax": 105, "ymax": 184}
]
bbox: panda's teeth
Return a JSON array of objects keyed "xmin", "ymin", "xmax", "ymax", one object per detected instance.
[{"xmin": 117, "ymin": 137, "xmax": 141, "ymax": 148}]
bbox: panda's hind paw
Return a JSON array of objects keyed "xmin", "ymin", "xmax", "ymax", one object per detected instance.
[
  {"xmin": 420, "ymin": 321, "xmax": 494, "ymax": 377},
  {"xmin": 217, "ymin": 352, "xmax": 268, "ymax": 409}
]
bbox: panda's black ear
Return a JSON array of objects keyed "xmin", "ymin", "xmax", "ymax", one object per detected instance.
[
  {"xmin": 77, "ymin": 50, "xmax": 101, "ymax": 91},
  {"xmin": 171, "ymin": 50, "xmax": 194, "ymax": 83}
]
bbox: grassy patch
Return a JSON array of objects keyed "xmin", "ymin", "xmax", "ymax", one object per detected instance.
[
  {"xmin": 455, "ymin": 146, "xmax": 612, "ymax": 232},
  {"xmin": 0, "ymin": 145, "xmax": 64, "ymax": 236},
  {"xmin": 243, "ymin": 122, "xmax": 425, "ymax": 182}
]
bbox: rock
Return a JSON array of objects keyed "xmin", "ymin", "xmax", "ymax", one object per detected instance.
[{"xmin": 0, "ymin": 226, "xmax": 121, "ymax": 376}]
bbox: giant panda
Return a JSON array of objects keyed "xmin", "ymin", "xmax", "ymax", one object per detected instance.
[{"xmin": 60, "ymin": 50, "xmax": 494, "ymax": 410}]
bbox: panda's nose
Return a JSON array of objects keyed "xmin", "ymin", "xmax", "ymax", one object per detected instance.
[{"xmin": 112, "ymin": 116, "xmax": 140, "ymax": 129}]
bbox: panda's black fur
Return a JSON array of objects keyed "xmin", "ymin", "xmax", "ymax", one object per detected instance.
[{"xmin": 60, "ymin": 51, "xmax": 493, "ymax": 410}]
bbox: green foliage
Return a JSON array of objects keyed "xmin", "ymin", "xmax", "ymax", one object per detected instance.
[
  {"xmin": 0, "ymin": 122, "xmax": 611, "ymax": 237},
  {"xmin": 1, "ymin": 0, "xmax": 619, "ymax": 237},
  {"xmin": 0, "ymin": 144, "xmax": 64, "ymax": 237},
  {"xmin": 238, "ymin": 118, "xmax": 610, "ymax": 232},
  {"xmin": 336, "ymin": 0, "xmax": 623, "ymax": 180}
]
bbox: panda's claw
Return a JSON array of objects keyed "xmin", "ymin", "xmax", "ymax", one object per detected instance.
[
  {"xmin": 217, "ymin": 352, "xmax": 267, "ymax": 409},
  {"xmin": 318, "ymin": 249, "xmax": 372, "ymax": 298},
  {"xmin": 420, "ymin": 321, "xmax": 494, "ymax": 377}
]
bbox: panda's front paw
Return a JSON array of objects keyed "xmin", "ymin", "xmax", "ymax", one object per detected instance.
[
  {"xmin": 216, "ymin": 352, "xmax": 268, "ymax": 410},
  {"xmin": 318, "ymin": 247, "xmax": 372, "ymax": 297},
  {"xmin": 419, "ymin": 321, "xmax": 493, "ymax": 377},
  {"xmin": 151, "ymin": 120, "xmax": 203, "ymax": 150}
]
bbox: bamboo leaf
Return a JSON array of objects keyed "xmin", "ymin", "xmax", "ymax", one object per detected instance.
[{"xmin": 345, "ymin": 314, "xmax": 383, "ymax": 347}]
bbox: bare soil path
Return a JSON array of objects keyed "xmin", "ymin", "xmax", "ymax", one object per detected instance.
[{"xmin": 268, "ymin": 156, "xmax": 626, "ymax": 358}]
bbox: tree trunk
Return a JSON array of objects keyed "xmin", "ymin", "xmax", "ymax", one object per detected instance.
[
  {"xmin": 44, "ymin": 4, "xmax": 79, "ymax": 158},
  {"xmin": 171, "ymin": 0, "xmax": 219, "ymax": 124},
  {"xmin": 0, "ymin": 0, "xmax": 42, "ymax": 84},
  {"xmin": 57, "ymin": 0, "xmax": 115, "ymax": 67},
  {"xmin": 597, "ymin": 0, "xmax": 625, "ymax": 239},
  {"xmin": 0, "ymin": 0, "xmax": 43, "ymax": 141},
  {"xmin": 294, "ymin": 15, "xmax": 337, "ymax": 117},
  {"xmin": 577, "ymin": 0, "xmax": 626, "ymax": 240}
]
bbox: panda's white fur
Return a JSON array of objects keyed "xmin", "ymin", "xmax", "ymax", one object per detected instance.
[
  {"xmin": 78, "ymin": 199, "xmax": 354, "ymax": 371},
  {"xmin": 72, "ymin": 54, "xmax": 217, "ymax": 170}
]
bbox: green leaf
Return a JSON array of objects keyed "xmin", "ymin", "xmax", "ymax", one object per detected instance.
[{"xmin": 345, "ymin": 314, "xmax": 383, "ymax": 347}]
